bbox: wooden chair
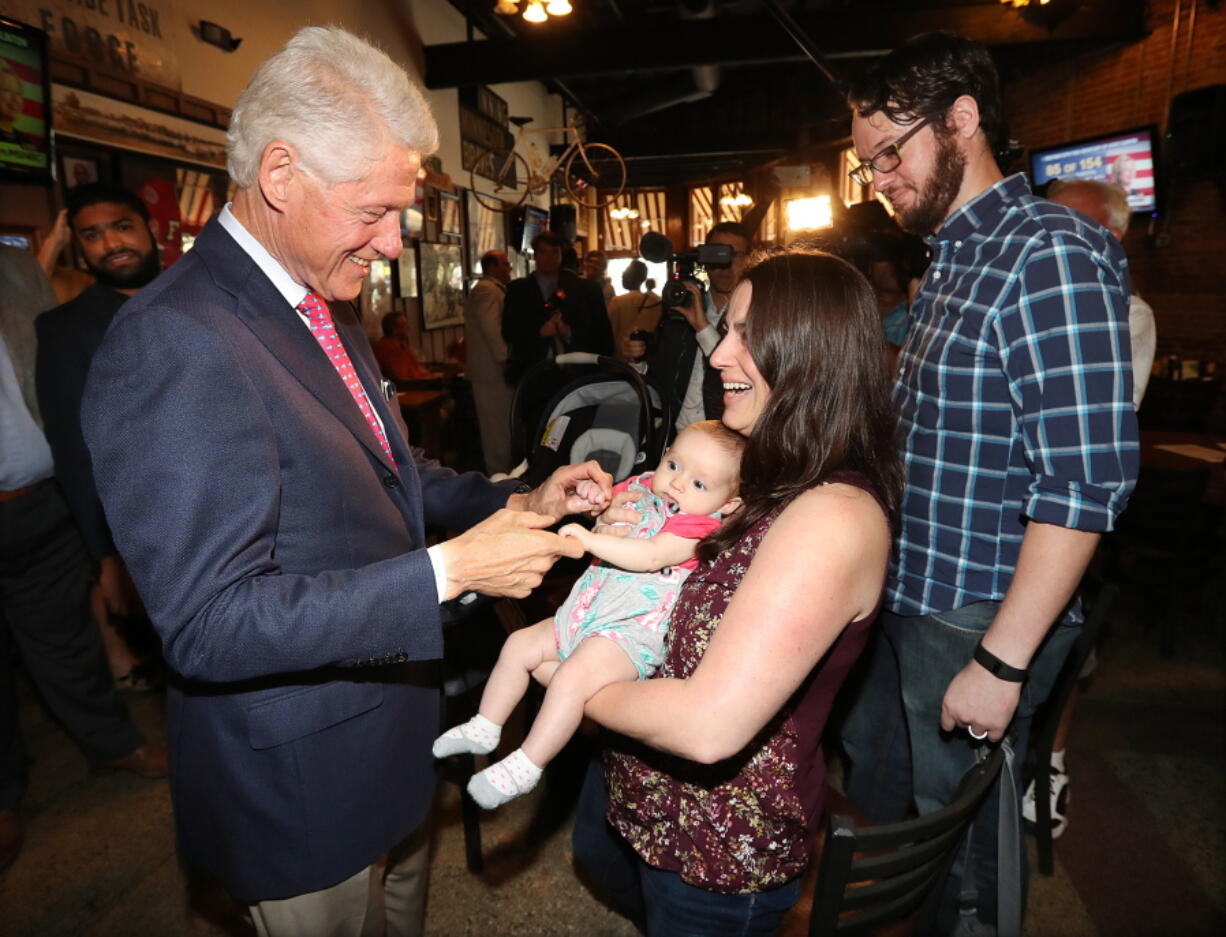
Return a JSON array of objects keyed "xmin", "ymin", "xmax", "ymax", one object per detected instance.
[
  {"xmin": 1023, "ymin": 581, "xmax": 1119, "ymax": 875},
  {"xmin": 806, "ymin": 747, "xmax": 1006, "ymax": 937}
]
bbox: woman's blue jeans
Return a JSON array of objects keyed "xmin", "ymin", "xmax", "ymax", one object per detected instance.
[
  {"xmin": 839, "ymin": 602, "xmax": 1078, "ymax": 934},
  {"xmin": 572, "ymin": 757, "xmax": 801, "ymax": 937}
]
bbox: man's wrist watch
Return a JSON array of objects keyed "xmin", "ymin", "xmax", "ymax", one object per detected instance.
[{"xmin": 972, "ymin": 641, "xmax": 1029, "ymax": 683}]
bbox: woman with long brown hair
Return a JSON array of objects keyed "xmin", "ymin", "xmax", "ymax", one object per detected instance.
[{"xmin": 572, "ymin": 248, "xmax": 902, "ymax": 935}]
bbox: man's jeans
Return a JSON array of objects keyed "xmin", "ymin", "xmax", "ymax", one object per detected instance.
[{"xmin": 840, "ymin": 602, "xmax": 1078, "ymax": 934}]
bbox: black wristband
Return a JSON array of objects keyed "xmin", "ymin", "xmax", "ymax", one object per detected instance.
[{"xmin": 972, "ymin": 641, "xmax": 1029, "ymax": 683}]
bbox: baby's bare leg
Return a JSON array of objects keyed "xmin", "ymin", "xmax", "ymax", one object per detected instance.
[
  {"xmin": 521, "ymin": 636, "xmax": 639, "ymax": 767},
  {"xmin": 479, "ymin": 618, "xmax": 559, "ymax": 724},
  {"xmin": 468, "ymin": 636, "xmax": 638, "ymax": 809},
  {"xmin": 433, "ymin": 619, "xmax": 556, "ymax": 759}
]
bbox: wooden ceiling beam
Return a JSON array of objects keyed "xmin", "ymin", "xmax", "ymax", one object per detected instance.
[{"xmin": 424, "ymin": 2, "xmax": 1144, "ymax": 89}]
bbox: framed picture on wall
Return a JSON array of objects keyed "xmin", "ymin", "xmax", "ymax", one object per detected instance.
[
  {"xmin": 418, "ymin": 241, "xmax": 465, "ymax": 330},
  {"xmin": 361, "ymin": 258, "xmax": 394, "ymax": 323},
  {"xmin": 57, "ymin": 142, "xmax": 113, "ymax": 193},
  {"xmin": 61, "ymin": 156, "xmax": 99, "ymax": 188},
  {"xmin": 397, "ymin": 240, "xmax": 418, "ymax": 298},
  {"xmin": 439, "ymin": 191, "xmax": 462, "ymax": 238},
  {"xmin": 422, "ymin": 185, "xmax": 441, "ymax": 242}
]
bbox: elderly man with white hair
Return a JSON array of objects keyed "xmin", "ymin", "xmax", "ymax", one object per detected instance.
[
  {"xmin": 1048, "ymin": 178, "xmax": 1156, "ymax": 407},
  {"xmin": 82, "ymin": 27, "xmax": 609, "ymax": 936}
]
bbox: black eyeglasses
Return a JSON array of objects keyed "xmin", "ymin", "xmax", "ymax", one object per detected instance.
[{"xmin": 847, "ymin": 116, "xmax": 935, "ymax": 187}]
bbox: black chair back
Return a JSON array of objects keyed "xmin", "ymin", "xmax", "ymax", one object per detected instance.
[{"xmin": 809, "ymin": 747, "xmax": 1006, "ymax": 936}]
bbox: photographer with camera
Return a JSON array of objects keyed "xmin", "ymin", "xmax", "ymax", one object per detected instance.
[{"xmin": 626, "ymin": 222, "xmax": 750, "ymax": 442}]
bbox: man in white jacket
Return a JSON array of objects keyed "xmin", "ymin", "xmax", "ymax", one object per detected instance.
[{"xmin": 465, "ymin": 249, "xmax": 514, "ymax": 473}]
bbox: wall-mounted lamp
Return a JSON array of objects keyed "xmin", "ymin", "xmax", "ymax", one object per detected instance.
[
  {"xmin": 195, "ymin": 21, "xmax": 242, "ymax": 52},
  {"xmin": 719, "ymin": 193, "xmax": 754, "ymax": 210},
  {"xmin": 785, "ymin": 195, "xmax": 833, "ymax": 232}
]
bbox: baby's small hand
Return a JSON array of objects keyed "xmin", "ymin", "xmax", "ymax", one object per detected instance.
[
  {"xmin": 558, "ymin": 522, "xmax": 592, "ymax": 548},
  {"xmin": 574, "ymin": 478, "xmax": 606, "ymax": 505}
]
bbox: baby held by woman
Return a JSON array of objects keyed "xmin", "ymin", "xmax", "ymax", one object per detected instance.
[{"xmin": 434, "ymin": 421, "xmax": 744, "ymax": 808}]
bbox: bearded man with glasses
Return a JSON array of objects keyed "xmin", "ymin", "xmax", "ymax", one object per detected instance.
[{"xmin": 839, "ymin": 31, "xmax": 1137, "ymax": 936}]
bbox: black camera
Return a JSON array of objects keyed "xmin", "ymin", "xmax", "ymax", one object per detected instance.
[{"xmin": 639, "ymin": 231, "xmax": 732, "ymax": 310}]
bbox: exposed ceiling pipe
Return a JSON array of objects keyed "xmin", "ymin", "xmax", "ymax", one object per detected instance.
[
  {"xmin": 758, "ymin": 0, "xmax": 839, "ymax": 86},
  {"xmin": 607, "ymin": 0, "xmax": 722, "ymax": 125}
]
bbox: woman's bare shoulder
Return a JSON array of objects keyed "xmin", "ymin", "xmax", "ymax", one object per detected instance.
[{"xmin": 781, "ymin": 480, "xmax": 889, "ymax": 530}]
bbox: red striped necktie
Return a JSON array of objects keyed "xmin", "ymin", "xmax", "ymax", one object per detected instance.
[{"xmin": 298, "ymin": 291, "xmax": 397, "ymax": 468}]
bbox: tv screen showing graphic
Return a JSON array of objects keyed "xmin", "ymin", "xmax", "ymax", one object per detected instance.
[
  {"xmin": 1029, "ymin": 126, "xmax": 1160, "ymax": 217},
  {"xmin": 520, "ymin": 205, "xmax": 549, "ymax": 253},
  {"xmin": 0, "ymin": 17, "xmax": 52, "ymax": 185}
]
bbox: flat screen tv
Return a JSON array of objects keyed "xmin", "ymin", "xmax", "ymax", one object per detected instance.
[
  {"xmin": 520, "ymin": 205, "xmax": 549, "ymax": 253},
  {"xmin": 1029, "ymin": 125, "xmax": 1160, "ymax": 217},
  {"xmin": 0, "ymin": 17, "xmax": 52, "ymax": 185}
]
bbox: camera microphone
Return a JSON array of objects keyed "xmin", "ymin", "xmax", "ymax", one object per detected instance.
[{"xmin": 639, "ymin": 231, "xmax": 674, "ymax": 263}]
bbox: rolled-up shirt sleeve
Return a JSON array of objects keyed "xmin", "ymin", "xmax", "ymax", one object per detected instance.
[{"xmin": 1001, "ymin": 233, "xmax": 1139, "ymax": 532}]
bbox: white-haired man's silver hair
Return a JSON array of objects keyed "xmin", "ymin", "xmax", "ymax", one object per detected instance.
[
  {"xmin": 227, "ymin": 26, "xmax": 438, "ymax": 188},
  {"xmin": 1048, "ymin": 178, "xmax": 1132, "ymax": 236}
]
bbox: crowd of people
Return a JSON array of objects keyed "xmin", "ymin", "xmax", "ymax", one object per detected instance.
[{"xmin": 0, "ymin": 23, "xmax": 1148, "ymax": 937}]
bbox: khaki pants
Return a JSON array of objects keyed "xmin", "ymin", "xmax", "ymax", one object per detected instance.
[{"xmin": 249, "ymin": 823, "xmax": 430, "ymax": 937}]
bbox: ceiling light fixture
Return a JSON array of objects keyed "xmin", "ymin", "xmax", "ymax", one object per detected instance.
[{"xmin": 498, "ymin": 0, "xmax": 572, "ymax": 20}]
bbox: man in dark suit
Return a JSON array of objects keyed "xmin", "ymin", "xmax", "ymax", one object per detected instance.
[
  {"xmin": 35, "ymin": 182, "xmax": 164, "ymax": 691},
  {"xmin": 82, "ymin": 27, "xmax": 609, "ymax": 936},
  {"xmin": 501, "ymin": 229, "xmax": 612, "ymax": 386}
]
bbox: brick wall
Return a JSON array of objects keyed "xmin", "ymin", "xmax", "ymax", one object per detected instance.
[{"xmin": 1002, "ymin": 0, "xmax": 1226, "ymax": 385}]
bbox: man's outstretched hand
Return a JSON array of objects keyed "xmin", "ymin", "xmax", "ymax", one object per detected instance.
[
  {"xmin": 507, "ymin": 461, "xmax": 614, "ymax": 520},
  {"xmin": 437, "ymin": 509, "xmax": 585, "ymax": 601}
]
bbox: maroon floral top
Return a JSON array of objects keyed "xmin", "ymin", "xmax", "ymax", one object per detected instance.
[{"xmin": 603, "ymin": 472, "xmax": 885, "ymax": 894}]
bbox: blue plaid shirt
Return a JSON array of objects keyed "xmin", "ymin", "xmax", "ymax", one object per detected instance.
[{"xmin": 889, "ymin": 173, "xmax": 1139, "ymax": 616}]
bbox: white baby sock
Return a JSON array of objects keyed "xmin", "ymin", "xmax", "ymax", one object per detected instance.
[
  {"xmin": 467, "ymin": 748, "xmax": 543, "ymax": 809},
  {"xmin": 432, "ymin": 713, "xmax": 502, "ymax": 758}
]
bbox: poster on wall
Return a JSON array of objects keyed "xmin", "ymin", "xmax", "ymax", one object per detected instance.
[
  {"xmin": 52, "ymin": 84, "xmax": 226, "ymax": 168},
  {"xmin": 419, "ymin": 242, "xmax": 464, "ymax": 330},
  {"xmin": 0, "ymin": 17, "xmax": 52, "ymax": 183},
  {"xmin": 465, "ymin": 190, "xmax": 506, "ymax": 276}
]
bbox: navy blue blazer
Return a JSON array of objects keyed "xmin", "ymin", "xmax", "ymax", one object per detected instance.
[{"xmin": 83, "ymin": 217, "xmax": 512, "ymax": 900}]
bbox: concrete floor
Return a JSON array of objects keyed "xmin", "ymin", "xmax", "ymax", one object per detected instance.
[{"xmin": 1, "ymin": 584, "xmax": 1223, "ymax": 936}]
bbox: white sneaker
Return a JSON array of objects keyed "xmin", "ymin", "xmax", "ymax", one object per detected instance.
[{"xmin": 1023, "ymin": 766, "xmax": 1070, "ymax": 839}]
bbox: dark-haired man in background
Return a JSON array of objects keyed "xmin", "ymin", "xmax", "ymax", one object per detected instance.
[
  {"xmin": 36, "ymin": 182, "xmax": 164, "ymax": 691},
  {"xmin": 502, "ymin": 230, "xmax": 612, "ymax": 448},
  {"xmin": 502, "ymin": 230, "xmax": 612, "ymax": 385},
  {"xmin": 838, "ymin": 32, "xmax": 1137, "ymax": 933}
]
